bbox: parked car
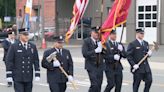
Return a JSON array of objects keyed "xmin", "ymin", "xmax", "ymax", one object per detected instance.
[
  {"xmin": 44, "ymin": 28, "xmax": 55, "ymax": 41},
  {"xmin": 28, "ymin": 31, "xmax": 41, "ymax": 41},
  {"xmin": 28, "ymin": 27, "xmax": 55, "ymax": 41}
]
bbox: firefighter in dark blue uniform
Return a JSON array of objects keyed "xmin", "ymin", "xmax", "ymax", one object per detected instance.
[
  {"xmin": 82, "ymin": 27, "xmax": 104, "ymax": 92},
  {"xmin": 104, "ymin": 30, "xmax": 126, "ymax": 92},
  {"xmin": 6, "ymin": 28, "xmax": 40, "ymax": 92},
  {"xmin": 2, "ymin": 28, "xmax": 17, "ymax": 87},
  {"xmin": 42, "ymin": 36, "xmax": 74, "ymax": 92},
  {"xmin": 127, "ymin": 29, "xmax": 153, "ymax": 92}
]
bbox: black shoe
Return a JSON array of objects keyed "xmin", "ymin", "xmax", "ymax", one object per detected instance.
[{"xmin": 7, "ymin": 82, "xmax": 12, "ymax": 87}]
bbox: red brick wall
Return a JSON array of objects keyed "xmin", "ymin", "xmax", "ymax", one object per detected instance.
[{"xmin": 16, "ymin": 0, "xmax": 55, "ymax": 27}]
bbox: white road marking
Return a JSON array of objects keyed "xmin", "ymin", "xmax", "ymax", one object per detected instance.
[{"xmin": 0, "ymin": 83, "xmax": 7, "ymax": 86}]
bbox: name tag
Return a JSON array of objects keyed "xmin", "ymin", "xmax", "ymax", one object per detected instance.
[
  {"xmin": 136, "ymin": 47, "xmax": 140, "ymax": 49},
  {"xmin": 17, "ymin": 50, "xmax": 22, "ymax": 52}
]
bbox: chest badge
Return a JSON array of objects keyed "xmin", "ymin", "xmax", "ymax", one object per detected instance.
[
  {"xmin": 31, "ymin": 48, "xmax": 34, "ymax": 53},
  {"xmin": 136, "ymin": 47, "xmax": 141, "ymax": 49},
  {"xmin": 66, "ymin": 55, "xmax": 69, "ymax": 59}
]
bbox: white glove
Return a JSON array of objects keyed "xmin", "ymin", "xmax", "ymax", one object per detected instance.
[
  {"xmin": 47, "ymin": 52, "xmax": 57, "ymax": 62},
  {"xmin": 6, "ymin": 77, "xmax": 13, "ymax": 82},
  {"xmin": 97, "ymin": 42, "xmax": 102, "ymax": 48},
  {"xmin": 53, "ymin": 60, "xmax": 61, "ymax": 67},
  {"xmin": 118, "ymin": 44, "xmax": 123, "ymax": 51},
  {"xmin": 147, "ymin": 50, "xmax": 152, "ymax": 56},
  {"xmin": 133, "ymin": 64, "xmax": 139, "ymax": 70},
  {"xmin": 114, "ymin": 54, "xmax": 120, "ymax": 61},
  {"xmin": 95, "ymin": 47, "xmax": 102, "ymax": 53},
  {"xmin": 68, "ymin": 75, "xmax": 74, "ymax": 82},
  {"xmin": 35, "ymin": 77, "xmax": 40, "ymax": 81}
]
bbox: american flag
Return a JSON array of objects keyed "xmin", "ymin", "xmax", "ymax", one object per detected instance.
[{"xmin": 65, "ymin": 0, "xmax": 89, "ymax": 42}]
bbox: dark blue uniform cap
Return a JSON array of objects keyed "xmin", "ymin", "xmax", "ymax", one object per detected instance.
[
  {"xmin": 18, "ymin": 28, "xmax": 29, "ymax": 35},
  {"xmin": 7, "ymin": 29, "xmax": 15, "ymax": 35},
  {"xmin": 136, "ymin": 28, "xmax": 144, "ymax": 33},
  {"xmin": 53, "ymin": 35, "xmax": 64, "ymax": 43},
  {"xmin": 110, "ymin": 29, "xmax": 116, "ymax": 35},
  {"xmin": 91, "ymin": 26, "xmax": 100, "ymax": 33}
]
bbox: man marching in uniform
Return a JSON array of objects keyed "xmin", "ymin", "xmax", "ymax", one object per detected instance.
[
  {"xmin": 2, "ymin": 28, "xmax": 17, "ymax": 87},
  {"xmin": 104, "ymin": 30, "xmax": 126, "ymax": 92},
  {"xmin": 42, "ymin": 36, "xmax": 74, "ymax": 92},
  {"xmin": 82, "ymin": 27, "xmax": 104, "ymax": 92},
  {"xmin": 127, "ymin": 29, "xmax": 153, "ymax": 92},
  {"xmin": 6, "ymin": 28, "xmax": 40, "ymax": 92}
]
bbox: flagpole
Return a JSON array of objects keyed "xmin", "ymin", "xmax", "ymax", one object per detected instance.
[
  {"xmin": 119, "ymin": 24, "xmax": 125, "ymax": 43},
  {"xmin": 97, "ymin": 0, "xmax": 104, "ymax": 67}
]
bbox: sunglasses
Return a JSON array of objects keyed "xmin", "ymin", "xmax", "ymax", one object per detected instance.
[{"xmin": 140, "ymin": 32, "xmax": 144, "ymax": 34}]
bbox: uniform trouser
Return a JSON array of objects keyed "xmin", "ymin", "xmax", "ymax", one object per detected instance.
[
  {"xmin": 4, "ymin": 61, "xmax": 12, "ymax": 86},
  {"xmin": 49, "ymin": 82, "xmax": 67, "ymax": 92},
  {"xmin": 133, "ymin": 72, "xmax": 152, "ymax": 92},
  {"xmin": 87, "ymin": 69, "xmax": 103, "ymax": 92},
  {"xmin": 104, "ymin": 70, "xmax": 123, "ymax": 92},
  {"xmin": 14, "ymin": 81, "xmax": 32, "ymax": 92}
]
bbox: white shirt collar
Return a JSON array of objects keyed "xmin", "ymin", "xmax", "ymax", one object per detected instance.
[
  {"xmin": 110, "ymin": 39, "xmax": 117, "ymax": 44},
  {"xmin": 137, "ymin": 38, "xmax": 143, "ymax": 44},
  {"xmin": 55, "ymin": 48, "xmax": 62, "ymax": 52},
  {"xmin": 20, "ymin": 41, "xmax": 28, "ymax": 46},
  {"xmin": 91, "ymin": 37, "xmax": 98, "ymax": 44}
]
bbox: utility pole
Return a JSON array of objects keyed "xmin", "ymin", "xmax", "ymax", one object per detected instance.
[
  {"xmin": 41, "ymin": 0, "xmax": 45, "ymax": 40},
  {"xmin": 55, "ymin": 0, "xmax": 59, "ymax": 36},
  {"xmin": 100, "ymin": 0, "xmax": 104, "ymax": 25}
]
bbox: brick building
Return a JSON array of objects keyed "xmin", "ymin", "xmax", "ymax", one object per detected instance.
[{"xmin": 16, "ymin": 0, "xmax": 55, "ymax": 29}]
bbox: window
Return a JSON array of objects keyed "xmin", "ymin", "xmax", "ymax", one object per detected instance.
[
  {"xmin": 153, "ymin": 13, "xmax": 157, "ymax": 19},
  {"xmin": 138, "ymin": 6, "xmax": 144, "ymax": 12},
  {"xmin": 145, "ymin": 22, "xmax": 151, "ymax": 27},
  {"xmin": 137, "ymin": 5, "xmax": 157, "ymax": 28},
  {"xmin": 145, "ymin": 14, "xmax": 151, "ymax": 19},
  {"xmin": 153, "ymin": 5, "xmax": 157, "ymax": 11},
  {"xmin": 138, "ymin": 22, "xmax": 144, "ymax": 27},
  {"xmin": 152, "ymin": 21, "xmax": 157, "ymax": 27},
  {"xmin": 107, "ymin": 7, "xmax": 111, "ymax": 14},
  {"xmin": 138, "ymin": 14, "xmax": 144, "ymax": 19},
  {"xmin": 146, "ymin": 6, "xmax": 151, "ymax": 11}
]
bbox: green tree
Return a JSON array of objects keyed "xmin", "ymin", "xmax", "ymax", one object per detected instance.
[{"xmin": 0, "ymin": 0, "xmax": 16, "ymax": 27}]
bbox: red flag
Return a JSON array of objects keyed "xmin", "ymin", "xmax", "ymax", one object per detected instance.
[
  {"xmin": 101, "ymin": 0, "xmax": 131, "ymax": 44},
  {"xmin": 65, "ymin": 0, "xmax": 89, "ymax": 42}
]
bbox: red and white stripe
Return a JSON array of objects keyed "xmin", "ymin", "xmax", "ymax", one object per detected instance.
[{"xmin": 65, "ymin": 0, "xmax": 89, "ymax": 41}]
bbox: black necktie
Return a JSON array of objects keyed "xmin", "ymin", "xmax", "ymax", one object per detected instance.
[
  {"xmin": 59, "ymin": 49, "xmax": 62, "ymax": 55},
  {"xmin": 113, "ymin": 42, "xmax": 116, "ymax": 47},
  {"xmin": 141, "ymin": 41, "xmax": 144, "ymax": 47},
  {"xmin": 24, "ymin": 44, "xmax": 27, "ymax": 49},
  {"xmin": 95, "ymin": 41, "xmax": 98, "ymax": 47}
]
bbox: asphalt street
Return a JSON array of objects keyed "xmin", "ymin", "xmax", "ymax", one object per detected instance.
[{"xmin": 0, "ymin": 45, "xmax": 164, "ymax": 92}]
